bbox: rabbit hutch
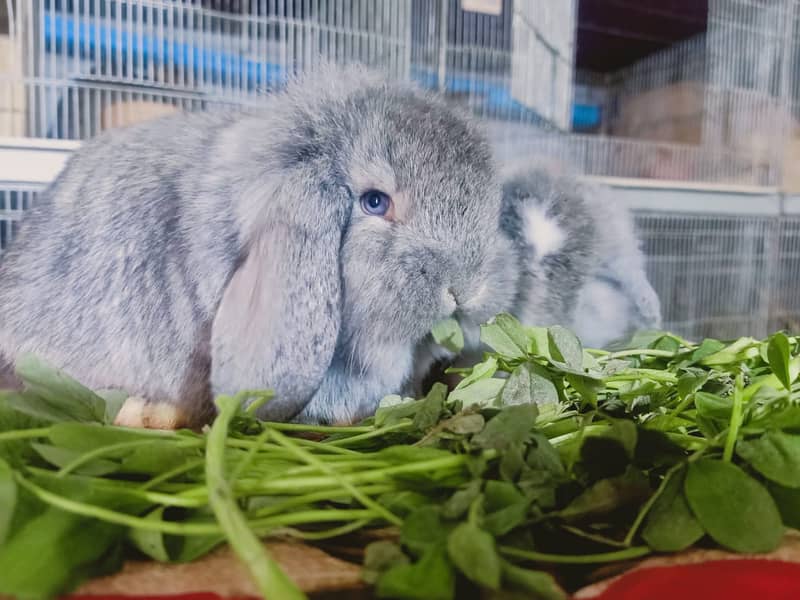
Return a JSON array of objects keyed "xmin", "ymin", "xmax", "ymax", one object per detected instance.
[{"xmin": 1, "ymin": 0, "xmax": 800, "ymax": 342}]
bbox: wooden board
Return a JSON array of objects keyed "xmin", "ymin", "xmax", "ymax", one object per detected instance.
[{"xmin": 67, "ymin": 541, "xmax": 366, "ymax": 600}]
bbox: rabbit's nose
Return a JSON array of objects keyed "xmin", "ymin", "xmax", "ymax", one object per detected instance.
[{"xmin": 454, "ymin": 282, "xmax": 489, "ymax": 313}]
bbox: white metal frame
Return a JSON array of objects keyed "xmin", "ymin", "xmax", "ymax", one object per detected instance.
[{"xmin": 0, "ymin": 136, "xmax": 79, "ymax": 186}]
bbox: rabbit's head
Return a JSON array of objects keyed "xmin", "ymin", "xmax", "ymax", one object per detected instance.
[
  {"xmin": 225, "ymin": 67, "xmax": 516, "ymax": 410},
  {"xmin": 273, "ymin": 66, "xmax": 519, "ymax": 372}
]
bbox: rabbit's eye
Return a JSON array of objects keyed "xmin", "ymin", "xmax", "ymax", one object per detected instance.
[{"xmin": 360, "ymin": 190, "xmax": 392, "ymax": 218}]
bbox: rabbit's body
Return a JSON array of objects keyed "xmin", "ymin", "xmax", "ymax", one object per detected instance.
[
  {"xmin": 500, "ymin": 164, "xmax": 599, "ymax": 332},
  {"xmin": 0, "ymin": 66, "xmax": 517, "ymax": 426},
  {"xmin": 505, "ymin": 164, "xmax": 662, "ymax": 348},
  {"xmin": 0, "ymin": 111, "xmax": 238, "ymax": 426}
]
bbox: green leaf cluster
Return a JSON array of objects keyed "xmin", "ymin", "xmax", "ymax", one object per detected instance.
[{"xmin": 4, "ymin": 321, "xmax": 800, "ymax": 599}]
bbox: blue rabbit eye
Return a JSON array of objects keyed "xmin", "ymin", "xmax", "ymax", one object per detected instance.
[{"xmin": 360, "ymin": 190, "xmax": 392, "ymax": 217}]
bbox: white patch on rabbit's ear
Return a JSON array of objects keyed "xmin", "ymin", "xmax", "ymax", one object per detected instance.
[{"xmin": 522, "ymin": 204, "xmax": 565, "ymax": 259}]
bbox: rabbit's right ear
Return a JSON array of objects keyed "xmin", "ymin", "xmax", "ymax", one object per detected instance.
[{"xmin": 210, "ymin": 176, "xmax": 350, "ymax": 422}]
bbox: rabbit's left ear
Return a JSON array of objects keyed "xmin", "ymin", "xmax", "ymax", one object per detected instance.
[{"xmin": 210, "ymin": 175, "xmax": 351, "ymax": 422}]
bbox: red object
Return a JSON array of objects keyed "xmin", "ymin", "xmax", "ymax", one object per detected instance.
[{"xmin": 591, "ymin": 559, "xmax": 800, "ymax": 600}]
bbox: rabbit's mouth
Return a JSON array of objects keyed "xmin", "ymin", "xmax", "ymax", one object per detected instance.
[{"xmin": 432, "ymin": 282, "xmax": 495, "ymax": 336}]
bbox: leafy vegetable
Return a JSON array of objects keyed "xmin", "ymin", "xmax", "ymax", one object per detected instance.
[
  {"xmin": 767, "ymin": 333, "xmax": 800, "ymax": 391},
  {"xmin": 641, "ymin": 467, "xmax": 703, "ymax": 552},
  {"xmin": 736, "ymin": 430, "xmax": 800, "ymax": 487},
  {"xmin": 501, "ymin": 561, "xmax": 566, "ymax": 600},
  {"xmin": 481, "ymin": 315, "xmax": 529, "ymax": 359},
  {"xmin": 3, "ymin": 316, "xmax": 800, "ymax": 599},
  {"xmin": 376, "ymin": 544, "xmax": 455, "ymax": 600},
  {"xmin": 447, "ymin": 522, "xmax": 501, "ymax": 589},
  {"xmin": 685, "ymin": 460, "xmax": 784, "ymax": 553},
  {"xmin": 432, "ymin": 319, "xmax": 465, "ymax": 354}
]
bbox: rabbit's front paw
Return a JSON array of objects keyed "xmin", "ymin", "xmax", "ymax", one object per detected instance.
[{"xmin": 114, "ymin": 396, "xmax": 191, "ymax": 430}]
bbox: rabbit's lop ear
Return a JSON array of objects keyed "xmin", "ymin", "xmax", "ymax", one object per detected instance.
[{"xmin": 210, "ymin": 176, "xmax": 350, "ymax": 422}]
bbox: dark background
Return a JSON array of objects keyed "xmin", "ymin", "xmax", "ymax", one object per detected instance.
[{"xmin": 576, "ymin": 0, "xmax": 708, "ymax": 72}]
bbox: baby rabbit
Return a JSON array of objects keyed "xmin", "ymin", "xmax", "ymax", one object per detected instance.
[
  {"xmin": 412, "ymin": 159, "xmax": 662, "ymax": 394},
  {"xmin": 502, "ymin": 160, "xmax": 662, "ymax": 349},
  {"xmin": 0, "ymin": 64, "xmax": 518, "ymax": 428}
]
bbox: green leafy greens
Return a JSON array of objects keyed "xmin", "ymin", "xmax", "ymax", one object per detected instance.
[{"xmin": 2, "ymin": 317, "xmax": 800, "ymax": 599}]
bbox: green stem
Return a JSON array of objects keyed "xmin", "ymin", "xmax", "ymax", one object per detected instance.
[
  {"xmin": 251, "ymin": 484, "xmax": 395, "ymax": 518},
  {"xmin": 266, "ymin": 428, "xmax": 402, "ymax": 526},
  {"xmin": 664, "ymin": 432, "xmax": 706, "ymax": 450},
  {"xmin": 250, "ymin": 509, "xmax": 378, "ymax": 531},
  {"xmin": 273, "ymin": 460, "xmax": 392, "ymax": 479},
  {"xmin": 561, "ymin": 525, "xmax": 629, "ymax": 548},
  {"xmin": 206, "ymin": 395, "xmax": 307, "ymax": 600},
  {"xmin": 623, "ymin": 463, "xmax": 683, "ymax": 546},
  {"xmin": 277, "ymin": 519, "xmax": 372, "ymax": 541},
  {"xmin": 722, "ymin": 373, "xmax": 745, "ymax": 462},
  {"xmin": 17, "ymin": 473, "xmax": 379, "ymax": 537},
  {"xmin": 226, "ymin": 436, "xmax": 358, "ymax": 456},
  {"xmin": 499, "ymin": 545, "xmax": 651, "ymax": 565},
  {"xmin": 688, "ymin": 442, "xmax": 714, "ymax": 463},
  {"xmin": 539, "ymin": 414, "xmax": 582, "ymax": 440},
  {"xmin": 15, "ymin": 473, "xmax": 219, "ymax": 535},
  {"xmin": 693, "ymin": 431, "xmax": 728, "ymax": 466},
  {"xmin": 585, "ymin": 348, "xmax": 610, "ymax": 356},
  {"xmin": 28, "ymin": 466, "xmax": 206, "ymax": 508},
  {"xmin": 600, "ymin": 349, "xmax": 679, "ymax": 361},
  {"xmin": 56, "ymin": 440, "xmax": 165, "ymax": 477},
  {"xmin": 290, "ymin": 436, "xmax": 362, "ymax": 455},
  {"xmin": 324, "ymin": 421, "xmax": 414, "ymax": 447},
  {"xmin": 230, "ymin": 427, "xmax": 272, "ymax": 481},
  {"xmin": 0, "ymin": 427, "xmax": 51, "ymax": 442},
  {"xmin": 548, "ymin": 424, "xmax": 607, "ymax": 447},
  {"xmin": 604, "ymin": 370, "xmax": 678, "ymax": 384},
  {"xmin": 242, "ymin": 454, "xmax": 469, "ymax": 494},
  {"xmin": 139, "ymin": 458, "xmax": 205, "ymax": 491},
  {"xmin": 239, "ymin": 390, "xmax": 275, "ymax": 415},
  {"xmin": 265, "ymin": 422, "xmax": 374, "ymax": 434},
  {"xmin": 668, "ymin": 393, "xmax": 696, "ymax": 420}
]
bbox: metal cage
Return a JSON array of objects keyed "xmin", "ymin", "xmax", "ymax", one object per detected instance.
[{"xmin": 3, "ymin": 0, "xmax": 800, "ymax": 341}]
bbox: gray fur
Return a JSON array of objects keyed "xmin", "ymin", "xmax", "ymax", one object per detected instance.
[
  {"xmin": 0, "ymin": 64, "xmax": 515, "ymax": 425},
  {"xmin": 571, "ymin": 178, "xmax": 663, "ymax": 348},
  {"xmin": 500, "ymin": 164, "xmax": 599, "ymax": 329},
  {"xmin": 411, "ymin": 159, "xmax": 663, "ymax": 396},
  {"xmin": 501, "ymin": 163, "xmax": 662, "ymax": 347}
]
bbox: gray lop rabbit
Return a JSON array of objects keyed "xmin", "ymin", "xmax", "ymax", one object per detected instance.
[
  {"xmin": 0, "ymin": 65, "xmax": 518, "ymax": 428},
  {"xmin": 413, "ymin": 159, "xmax": 662, "ymax": 394}
]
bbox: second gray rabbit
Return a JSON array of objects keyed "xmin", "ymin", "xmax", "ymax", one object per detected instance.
[
  {"xmin": 413, "ymin": 160, "xmax": 662, "ymax": 395},
  {"xmin": 504, "ymin": 160, "xmax": 662, "ymax": 349},
  {"xmin": 0, "ymin": 65, "xmax": 518, "ymax": 427}
]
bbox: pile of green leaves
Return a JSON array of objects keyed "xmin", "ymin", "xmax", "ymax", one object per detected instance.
[{"xmin": 3, "ymin": 314, "xmax": 800, "ymax": 600}]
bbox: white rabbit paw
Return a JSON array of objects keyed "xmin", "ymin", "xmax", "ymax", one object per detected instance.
[{"xmin": 113, "ymin": 395, "xmax": 190, "ymax": 430}]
